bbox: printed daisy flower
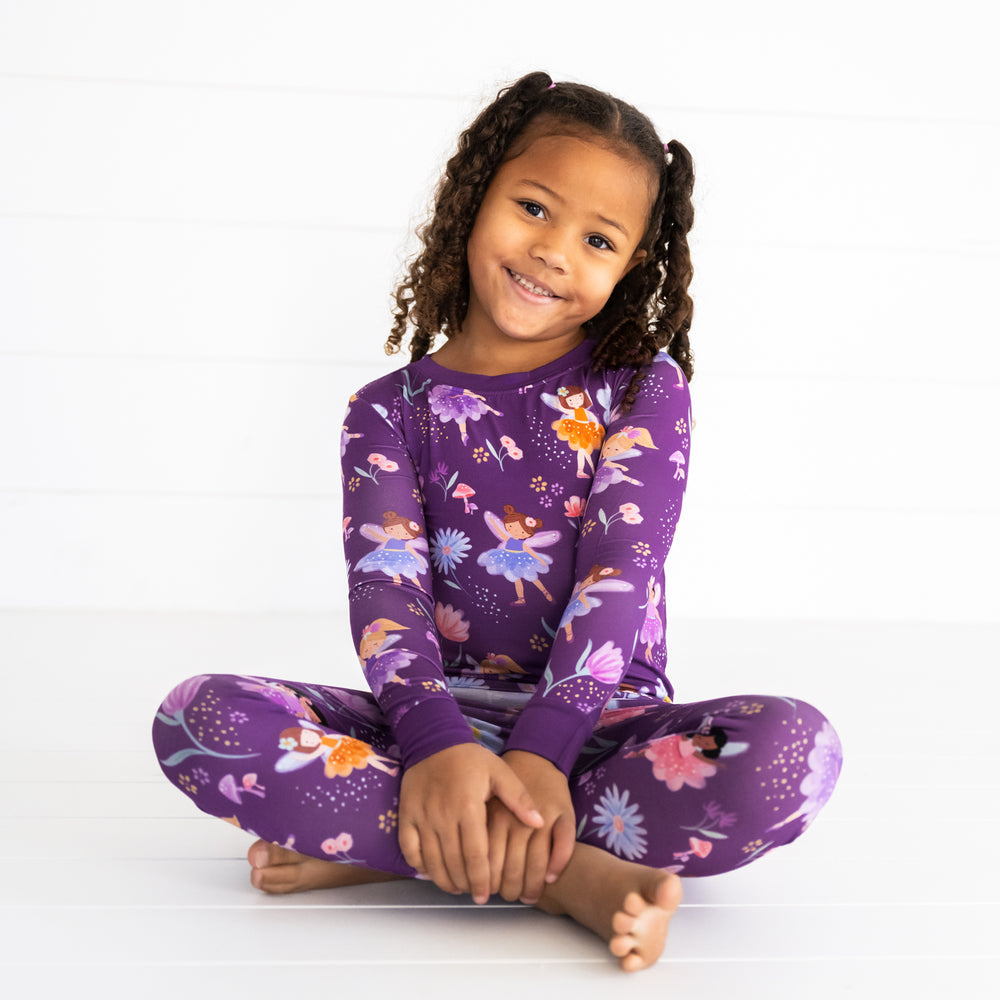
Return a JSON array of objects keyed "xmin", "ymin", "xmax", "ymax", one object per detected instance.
[
  {"xmin": 430, "ymin": 528, "xmax": 472, "ymax": 573},
  {"xmin": 530, "ymin": 476, "xmax": 548, "ymax": 492},
  {"xmin": 473, "ymin": 447, "xmax": 489, "ymax": 464},
  {"xmin": 592, "ymin": 785, "xmax": 648, "ymax": 860},
  {"xmin": 675, "ymin": 417, "xmax": 688, "ymax": 434}
]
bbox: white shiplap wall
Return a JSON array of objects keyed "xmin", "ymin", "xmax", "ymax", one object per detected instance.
[{"xmin": 1, "ymin": 0, "xmax": 997, "ymax": 621}]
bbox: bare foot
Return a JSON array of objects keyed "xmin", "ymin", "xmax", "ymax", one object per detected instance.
[
  {"xmin": 536, "ymin": 842, "xmax": 682, "ymax": 972},
  {"xmin": 246, "ymin": 839, "xmax": 404, "ymax": 895}
]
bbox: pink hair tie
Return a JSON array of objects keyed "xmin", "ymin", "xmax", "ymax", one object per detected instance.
[
  {"xmin": 664, "ymin": 141, "xmax": 674, "ymax": 165},
  {"xmin": 547, "ymin": 82, "xmax": 556, "ymax": 90}
]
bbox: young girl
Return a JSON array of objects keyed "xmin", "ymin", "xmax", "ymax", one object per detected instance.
[{"xmin": 153, "ymin": 71, "xmax": 842, "ymax": 972}]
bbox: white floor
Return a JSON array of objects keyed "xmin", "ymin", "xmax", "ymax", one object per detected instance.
[{"xmin": 2, "ymin": 611, "xmax": 998, "ymax": 998}]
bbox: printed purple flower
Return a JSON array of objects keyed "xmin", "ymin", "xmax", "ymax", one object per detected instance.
[
  {"xmin": 583, "ymin": 640, "xmax": 625, "ymax": 685},
  {"xmin": 161, "ymin": 675, "xmax": 210, "ymax": 716},
  {"xmin": 799, "ymin": 721, "xmax": 843, "ymax": 824},
  {"xmin": 592, "ymin": 784, "xmax": 647, "ymax": 861}
]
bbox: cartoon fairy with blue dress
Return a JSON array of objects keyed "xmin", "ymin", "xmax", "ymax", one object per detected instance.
[
  {"xmin": 559, "ymin": 564, "xmax": 634, "ymax": 642},
  {"xmin": 355, "ymin": 510, "xmax": 429, "ymax": 587},
  {"xmin": 477, "ymin": 504, "xmax": 561, "ymax": 605}
]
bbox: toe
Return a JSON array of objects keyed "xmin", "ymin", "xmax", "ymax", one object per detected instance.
[
  {"xmin": 611, "ymin": 909, "xmax": 637, "ymax": 935},
  {"xmin": 608, "ymin": 933, "xmax": 635, "ymax": 959},
  {"xmin": 621, "ymin": 890, "xmax": 645, "ymax": 917}
]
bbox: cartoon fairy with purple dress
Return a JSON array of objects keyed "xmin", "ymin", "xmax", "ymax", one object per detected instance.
[
  {"xmin": 355, "ymin": 511, "xmax": 429, "ymax": 586},
  {"xmin": 477, "ymin": 505, "xmax": 561, "ymax": 605},
  {"xmin": 428, "ymin": 384, "xmax": 503, "ymax": 445},
  {"xmin": 591, "ymin": 425, "xmax": 657, "ymax": 495},
  {"xmin": 639, "ymin": 576, "xmax": 664, "ymax": 661},
  {"xmin": 357, "ymin": 618, "xmax": 418, "ymax": 699}
]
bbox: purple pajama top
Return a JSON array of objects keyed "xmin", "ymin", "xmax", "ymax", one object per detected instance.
[{"xmin": 341, "ymin": 337, "xmax": 692, "ymax": 774}]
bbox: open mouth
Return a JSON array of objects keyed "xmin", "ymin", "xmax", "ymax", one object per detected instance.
[{"xmin": 506, "ymin": 268, "xmax": 558, "ymax": 299}]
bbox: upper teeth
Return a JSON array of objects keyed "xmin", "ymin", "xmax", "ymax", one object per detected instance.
[{"xmin": 510, "ymin": 270, "xmax": 555, "ymax": 297}]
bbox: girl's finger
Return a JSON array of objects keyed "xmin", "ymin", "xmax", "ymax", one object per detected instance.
[
  {"xmin": 546, "ymin": 813, "xmax": 576, "ymax": 884},
  {"xmin": 499, "ymin": 826, "xmax": 531, "ymax": 902},
  {"xmin": 436, "ymin": 829, "xmax": 469, "ymax": 895},
  {"xmin": 398, "ymin": 823, "xmax": 425, "ymax": 874},
  {"xmin": 520, "ymin": 829, "xmax": 551, "ymax": 905},
  {"xmin": 459, "ymin": 817, "xmax": 492, "ymax": 905},
  {"xmin": 420, "ymin": 832, "xmax": 458, "ymax": 895}
]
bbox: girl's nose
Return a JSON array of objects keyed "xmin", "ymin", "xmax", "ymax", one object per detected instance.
[{"xmin": 530, "ymin": 234, "xmax": 570, "ymax": 272}]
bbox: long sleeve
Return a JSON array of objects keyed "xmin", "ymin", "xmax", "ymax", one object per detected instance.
[
  {"xmin": 505, "ymin": 356, "xmax": 692, "ymax": 773},
  {"xmin": 341, "ymin": 395, "xmax": 478, "ymax": 768}
]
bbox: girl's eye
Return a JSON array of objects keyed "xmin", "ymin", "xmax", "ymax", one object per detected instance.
[
  {"xmin": 586, "ymin": 234, "xmax": 613, "ymax": 251},
  {"xmin": 520, "ymin": 201, "xmax": 545, "ymax": 218}
]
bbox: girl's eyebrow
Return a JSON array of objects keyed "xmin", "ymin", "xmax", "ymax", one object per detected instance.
[{"xmin": 517, "ymin": 179, "xmax": 630, "ymax": 239}]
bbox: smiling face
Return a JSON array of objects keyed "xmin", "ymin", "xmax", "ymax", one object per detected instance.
[{"xmin": 461, "ymin": 132, "xmax": 654, "ymax": 365}]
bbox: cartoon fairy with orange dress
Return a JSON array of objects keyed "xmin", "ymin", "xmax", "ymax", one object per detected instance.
[
  {"xmin": 548, "ymin": 385, "xmax": 605, "ymax": 478},
  {"xmin": 275, "ymin": 722, "xmax": 399, "ymax": 779}
]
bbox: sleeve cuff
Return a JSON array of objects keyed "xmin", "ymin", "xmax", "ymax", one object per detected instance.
[
  {"xmin": 505, "ymin": 702, "xmax": 594, "ymax": 775},
  {"xmin": 393, "ymin": 696, "xmax": 478, "ymax": 769}
]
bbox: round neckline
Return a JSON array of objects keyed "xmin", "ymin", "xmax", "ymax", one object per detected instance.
[{"xmin": 415, "ymin": 337, "xmax": 596, "ymax": 393}]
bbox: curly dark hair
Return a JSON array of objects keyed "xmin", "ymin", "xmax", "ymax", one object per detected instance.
[{"xmin": 386, "ymin": 70, "xmax": 695, "ymax": 407}]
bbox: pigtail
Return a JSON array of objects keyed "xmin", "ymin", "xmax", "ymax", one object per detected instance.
[
  {"xmin": 657, "ymin": 139, "xmax": 695, "ymax": 381},
  {"xmin": 387, "ymin": 72, "xmax": 554, "ymax": 361}
]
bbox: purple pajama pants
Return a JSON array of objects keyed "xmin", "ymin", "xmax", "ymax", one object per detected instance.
[{"xmin": 152, "ymin": 673, "xmax": 842, "ymax": 878}]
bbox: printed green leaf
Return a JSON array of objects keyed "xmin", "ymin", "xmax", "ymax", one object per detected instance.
[{"xmin": 159, "ymin": 748, "xmax": 205, "ymax": 767}]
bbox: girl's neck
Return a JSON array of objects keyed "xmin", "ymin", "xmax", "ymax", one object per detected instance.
[{"xmin": 430, "ymin": 328, "xmax": 587, "ymax": 377}]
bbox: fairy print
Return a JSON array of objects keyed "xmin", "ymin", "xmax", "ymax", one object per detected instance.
[
  {"xmin": 234, "ymin": 678, "xmax": 321, "ymax": 724},
  {"xmin": 358, "ymin": 618, "xmax": 418, "ymax": 698},
  {"xmin": 558, "ymin": 564, "xmax": 634, "ymax": 642},
  {"xmin": 476, "ymin": 505, "xmax": 561, "ymax": 605},
  {"xmin": 275, "ymin": 722, "xmax": 399, "ymax": 779},
  {"xmin": 591, "ymin": 426, "xmax": 657, "ymax": 495},
  {"xmin": 638, "ymin": 576, "xmax": 664, "ymax": 661},
  {"xmin": 355, "ymin": 511, "xmax": 429, "ymax": 586},
  {"xmin": 627, "ymin": 717, "xmax": 749, "ymax": 792},
  {"xmin": 544, "ymin": 385, "xmax": 605, "ymax": 478},
  {"xmin": 428, "ymin": 384, "xmax": 502, "ymax": 445}
]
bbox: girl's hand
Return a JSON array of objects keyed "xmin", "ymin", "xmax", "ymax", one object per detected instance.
[
  {"xmin": 487, "ymin": 750, "xmax": 575, "ymax": 905},
  {"xmin": 398, "ymin": 744, "xmax": 543, "ymax": 904}
]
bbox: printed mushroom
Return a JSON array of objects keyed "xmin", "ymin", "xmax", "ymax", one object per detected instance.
[
  {"xmin": 668, "ymin": 450, "xmax": 686, "ymax": 481},
  {"xmin": 217, "ymin": 774, "xmax": 242, "ymax": 804},
  {"xmin": 453, "ymin": 483, "xmax": 477, "ymax": 514},
  {"xmin": 241, "ymin": 773, "xmax": 266, "ymax": 798}
]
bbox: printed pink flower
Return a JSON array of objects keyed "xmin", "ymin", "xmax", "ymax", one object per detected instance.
[
  {"xmin": 381, "ymin": 460, "xmax": 399, "ymax": 472},
  {"xmin": 367, "ymin": 453, "xmax": 387, "ymax": 467},
  {"xmin": 564, "ymin": 496, "xmax": 586, "ymax": 518},
  {"xmin": 619, "ymin": 503, "xmax": 643, "ymax": 525},
  {"xmin": 435, "ymin": 602, "xmax": 470, "ymax": 643},
  {"xmin": 500, "ymin": 435, "xmax": 516, "ymax": 449},
  {"xmin": 334, "ymin": 832, "xmax": 353, "ymax": 852},
  {"xmin": 320, "ymin": 838, "xmax": 339, "ymax": 855},
  {"xmin": 583, "ymin": 640, "xmax": 625, "ymax": 685},
  {"xmin": 507, "ymin": 447, "xmax": 524, "ymax": 460}
]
